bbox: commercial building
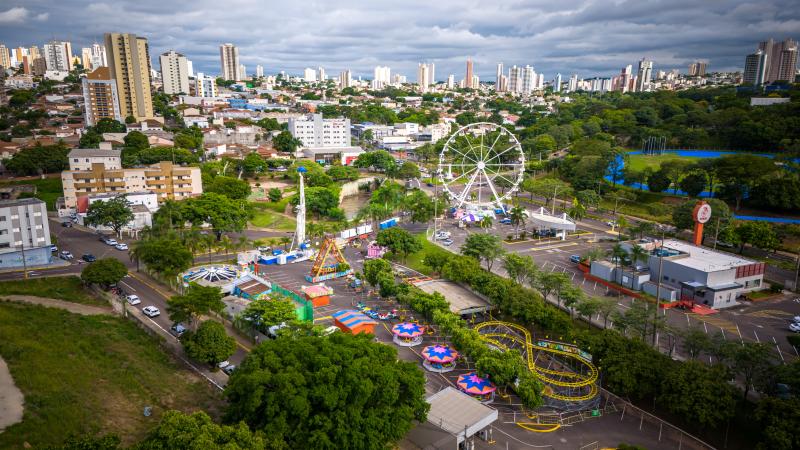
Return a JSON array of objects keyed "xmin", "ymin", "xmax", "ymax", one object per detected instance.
[
  {"xmin": 43, "ymin": 40, "xmax": 72, "ymax": 71},
  {"xmin": 194, "ymin": 72, "xmax": 218, "ymax": 98},
  {"xmin": 758, "ymin": 38, "xmax": 798, "ymax": 83},
  {"xmin": 0, "ymin": 198, "xmax": 52, "ymax": 268},
  {"xmin": 81, "ymin": 67, "xmax": 122, "ymax": 126},
  {"xmin": 160, "ymin": 50, "xmax": 190, "ymax": 95},
  {"xmin": 60, "ymin": 149, "xmax": 202, "ymax": 211},
  {"xmin": 288, "ymin": 113, "xmax": 351, "ymax": 148},
  {"xmin": 744, "ymin": 50, "xmax": 769, "ymax": 85},
  {"xmin": 105, "ymin": 33, "xmax": 154, "ymax": 121},
  {"xmin": 219, "ymin": 43, "xmax": 240, "ymax": 81}
]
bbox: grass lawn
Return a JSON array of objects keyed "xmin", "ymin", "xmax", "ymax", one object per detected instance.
[
  {"xmin": 0, "ymin": 303, "xmax": 223, "ymax": 448},
  {"xmin": 249, "ymin": 205, "xmax": 296, "ymax": 230},
  {"xmin": 386, "ymin": 233, "xmax": 452, "ymax": 276},
  {"xmin": 0, "ymin": 177, "xmax": 63, "ymax": 210},
  {"xmin": 0, "ymin": 276, "xmax": 107, "ymax": 306}
]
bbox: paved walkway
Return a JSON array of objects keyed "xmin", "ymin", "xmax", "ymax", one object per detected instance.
[{"xmin": 0, "ymin": 357, "xmax": 23, "ymax": 433}]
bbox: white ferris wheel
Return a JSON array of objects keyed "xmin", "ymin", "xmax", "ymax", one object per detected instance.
[{"xmin": 438, "ymin": 122, "xmax": 525, "ymax": 209}]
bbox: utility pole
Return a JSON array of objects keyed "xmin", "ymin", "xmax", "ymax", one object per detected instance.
[
  {"xmin": 794, "ymin": 247, "xmax": 799, "ymax": 292},
  {"xmin": 552, "ymin": 185, "xmax": 559, "ymax": 214},
  {"xmin": 20, "ymin": 242, "xmax": 28, "ymax": 279},
  {"xmin": 652, "ymin": 232, "xmax": 665, "ymax": 347},
  {"xmin": 713, "ymin": 217, "xmax": 721, "ymax": 250}
]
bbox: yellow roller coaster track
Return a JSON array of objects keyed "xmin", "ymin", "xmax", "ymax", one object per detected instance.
[{"xmin": 474, "ymin": 321, "xmax": 599, "ymax": 402}]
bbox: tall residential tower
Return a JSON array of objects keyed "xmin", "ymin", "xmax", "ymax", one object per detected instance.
[
  {"xmin": 104, "ymin": 33, "xmax": 154, "ymax": 121},
  {"xmin": 219, "ymin": 43, "xmax": 240, "ymax": 81}
]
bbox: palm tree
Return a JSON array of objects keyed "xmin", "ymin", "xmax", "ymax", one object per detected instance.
[
  {"xmin": 568, "ymin": 198, "xmax": 587, "ymax": 222},
  {"xmin": 508, "ymin": 206, "xmax": 527, "ymax": 234},
  {"xmin": 629, "ymin": 244, "xmax": 648, "ymax": 267},
  {"xmin": 219, "ymin": 235, "xmax": 233, "ymax": 255},
  {"xmin": 280, "ymin": 236, "xmax": 291, "ymax": 250},
  {"xmin": 479, "ymin": 215, "xmax": 493, "ymax": 233},
  {"xmin": 183, "ymin": 229, "xmax": 203, "ymax": 262},
  {"xmin": 616, "ymin": 216, "xmax": 629, "ymax": 242},
  {"xmin": 236, "ymin": 236, "xmax": 250, "ymax": 252},
  {"xmin": 609, "ymin": 243, "xmax": 629, "ymax": 275}
]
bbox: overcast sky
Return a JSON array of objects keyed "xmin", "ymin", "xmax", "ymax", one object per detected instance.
[{"xmin": 1, "ymin": 0, "xmax": 798, "ymax": 81}]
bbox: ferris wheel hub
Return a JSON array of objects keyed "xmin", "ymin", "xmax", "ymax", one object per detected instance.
[{"xmin": 477, "ymin": 161, "xmax": 485, "ymax": 170}]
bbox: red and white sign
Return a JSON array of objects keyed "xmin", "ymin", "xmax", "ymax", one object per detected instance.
[{"xmin": 694, "ymin": 203, "xmax": 712, "ymax": 224}]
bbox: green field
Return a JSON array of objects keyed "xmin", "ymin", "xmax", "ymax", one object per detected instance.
[
  {"xmin": 0, "ymin": 276, "xmax": 107, "ymax": 306},
  {"xmin": 386, "ymin": 233, "xmax": 451, "ymax": 275},
  {"xmin": 625, "ymin": 152, "xmax": 706, "ymax": 172},
  {"xmin": 0, "ymin": 177, "xmax": 63, "ymax": 210},
  {"xmin": 0, "ymin": 303, "xmax": 223, "ymax": 448},
  {"xmin": 249, "ymin": 202, "xmax": 296, "ymax": 230}
]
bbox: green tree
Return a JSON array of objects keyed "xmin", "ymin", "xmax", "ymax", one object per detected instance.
[
  {"xmin": 182, "ymin": 320, "xmax": 236, "ymax": 366},
  {"xmin": 502, "ymin": 253, "xmax": 535, "ymax": 286},
  {"xmin": 658, "ymin": 361, "xmax": 736, "ymax": 428},
  {"xmin": 256, "ymin": 117, "xmax": 281, "ymax": 131},
  {"xmin": 396, "ymin": 161, "xmax": 421, "ymax": 180},
  {"xmin": 224, "ymin": 333, "xmax": 429, "ymax": 449},
  {"xmin": 376, "ymin": 227, "xmax": 421, "ymax": 262},
  {"xmin": 671, "ymin": 198, "xmax": 732, "ymax": 243},
  {"xmin": 403, "ymin": 190, "xmax": 436, "ymax": 223},
  {"xmin": 85, "ymin": 196, "xmax": 134, "ymax": 237},
  {"xmin": 130, "ymin": 236, "xmax": 193, "ymax": 276},
  {"xmin": 272, "ymin": 131, "xmax": 302, "ymax": 153},
  {"xmin": 4, "ymin": 142, "xmax": 71, "ymax": 175},
  {"xmin": 508, "ymin": 205, "xmax": 528, "ymax": 233},
  {"xmin": 80, "ymin": 258, "xmax": 128, "ymax": 288},
  {"xmin": 181, "ymin": 193, "xmax": 252, "ymax": 238},
  {"xmin": 461, "ymin": 233, "xmax": 505, "ymax": 271},
  {"xmin": 241, "ymin": 152, "xmax": 265, "ymax": 175},
  {"xmin": 139, "ymin": 410, "xmax": 268, "ymax": 449},
  {"xmin": 267, "ymin": 188, "xmax": 282, "ymax": 202},
  {"xmin": 646, "ymin": 169, "xmax": 671, "ymax": 193},
  {"xmin": 123, "ymin": 131, "xmax": 149, "ymax": 150},
  {"xmin": 94, "ymin": 118, "xmax": 126, "ymax": 133},
  {"xmin": 167, "ymin": 283, "xmax": 225, "ymax": 330},
  {"xmin": 363, "ymin": 258, "xmax": 393, "ymax": 289},
  {"xmin": 678, "ymin": 171, "xmax": 708, "ymax": 197},
  {"xmin": 731, "ymin": 342, "xmax": 774, "ymax": 399},
  {"xmin": 205, "ymin": 176, "xmax": 252, "ymax": 200},
  {"xmin": 353, "ymin": 150, "xmax": 397, "ymax": 173},
  {"xmin": 240, "ymin": 295, "xmax": 298, "ymax": 334},
  {"xmin": 681, "ymin": 328, "xmax": 710, "ymax": 360},
  {"xmin": 734, "ymin": 221, "xmax": 779, "ymax": 253}
]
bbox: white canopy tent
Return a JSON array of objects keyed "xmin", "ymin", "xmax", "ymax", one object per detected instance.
[{"xmin": 528, "ymin": 207, "xmax": 576, "ymax": 240}]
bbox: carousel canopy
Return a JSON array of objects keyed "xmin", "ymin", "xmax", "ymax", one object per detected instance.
[
  {"xmin": 457, "ymin": 372, "xmax": 496, "ymax": 396},
  {"xmin": 422, "ymin": 345, "xmax": 458, "ymax": 364},
  {"xmin": 392, "ymin": 322, "xmax": 424, "ymax": 338}
]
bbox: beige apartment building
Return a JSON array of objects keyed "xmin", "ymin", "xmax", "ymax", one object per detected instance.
[
  {"xmin": 104, "ymin": 33, "xmax": 154, "ymax": 121},
  {"xmin": 61, "ymin": 149, "xmax": 202, "ymax": 209},
  {"xmin": 81, "ymin": 67, "xmax": 122, "ymax": 126}
]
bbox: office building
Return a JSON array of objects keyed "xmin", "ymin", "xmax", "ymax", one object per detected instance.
[
  {"xmin": 303, "ymin": 67, "xmax": 317, "ymax": 82},
  {"xmin": 256, "ymin": 64, "xmax": 264, "ymax": 78},
  {"xmin": 61, "ymin": 149, "xmax": 202, "ymax": 209},
  {"xmin": 636, "ymin": 58, "xmax": 653, "ymax": 92},
  {"xmin": 0, "ymin": 44, "xmax": 9, "ymax": 69},
  {"xmin": 160, "ymin": 50, "xmax": 190, "ymax": 95},
  {"xmin": 104, "ymin": 33, "xmax": 154, "ymax": 122},
  {"xmin": 447, "ymin": 74, "xmax": 455, "ymax": 90},
  {"xmin": 219, "ymin": 43, "xmax": 240, "ymax": 81},
  {"xmin": 0, "ymin": 199, "xmax": 52, "ymax": 268},
  {"xmin": 372, "ymin": 65, "xmax": 391, "ymax": 89},
  {"xmin": 417, "ymin": 63, "xmax": 432, "ymax": 92},
  {"xmin": 465, "ymin": 57, "xmax": 474, "ymax": 88},
  {"xmin": 288, "ymin": 113, "xmax": 351, "ymax": 148},
  {"xmin": 688, "ymin": 61, "xmax": 707, "ymax": 77},
  {"xmin": 743, "ymin": 50, "xmax": 769, "ymax": 85},
  {"xmin": 758, "ymin": 38, "xmax": 798, "ymax": 83},
  {"xmin": 194, "ymin": 72, "xmax": 217, "ymax": 98},
  {"xmin": 43, "ymin": 40, "xmax": 72, "ymax": 71},
  {"xmin": 339, "ymin": 69, "xmax": 352, "ymax": 88},
  {"xmin": 81, "ymin": 67, "xmax": 122, "ymax": 126}
]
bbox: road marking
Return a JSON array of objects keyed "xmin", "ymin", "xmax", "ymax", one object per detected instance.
[
  {"xmin": 128, "ymin": 271, "xmax": 173, "ymax": 299},
  {"xmin": 689, "ymin": 313, "xmax": 740, "ymax": 336},
  {"xmin": 314, "ymin": 315, "xmax": 332, "ymax": 322},
  {"xmin": 745, "ymin": 309, "xmax": 793, "ymax": 319}
]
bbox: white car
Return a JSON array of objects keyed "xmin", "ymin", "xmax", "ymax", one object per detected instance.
[
  {"xmin": 115, "ymin": 243, "xmax": 129, "ymax": 251},
  {"xmin": 322, "ymin": 326, "xmax": 340, "ymax": 336},
  {"xmin": 793, "ymin": 315, "xmax": 800, "ymax": 323},
  {"xmin": 105, "ymin": 238, "xmax": 118, "ymax": 246},
  {"xmin": 606, "ymin": 220, "xmax": 617, "ymax": 227},
  {"xmin": 789, "ymin": 322, "xmax": 800, "ymax": 333},
  {"xmin": 435, "ymin": 231, "xmax": 451, "ymax": 240},
  {"xmin": 59, "ymin": 250, "xmax": 74, "ymax": 260},
  {"xmin": 125, "ymin": 295, "xmax": 141, "ymax": 305},
  {"xmin": 142, "ymin": 306, "xmax": 160, "ymax": 317}
]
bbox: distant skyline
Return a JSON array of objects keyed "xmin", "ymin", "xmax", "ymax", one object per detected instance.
[{"xmin": 1, "ymin": 0, "xmax": 798, "ymax": 80}]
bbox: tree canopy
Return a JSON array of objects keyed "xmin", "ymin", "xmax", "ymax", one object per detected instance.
[{"xmin": 85, "ymin": 196, "xmax": 134, "ymax": 237}]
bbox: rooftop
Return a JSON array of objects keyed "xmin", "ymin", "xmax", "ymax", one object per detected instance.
[
  {"xmin": 67, "ymin": 148, "xmax": 121, "ymax": 158},
  {"xmin": 0, "ymin": 198, "xmax": 46, "ymax": 208},
  {"xmin": 661, "ymin": 239, "xmax": 757, "ymax": 272},
  {"xmin": 425, "ymin": 387, "xmax": 498, "ymax": 444}
]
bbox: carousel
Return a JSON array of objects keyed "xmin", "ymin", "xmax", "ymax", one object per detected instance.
[
  {"xmin": 456, "ymin": 372, "xmax": 496, "ymax": 403},
  {"xmin": 391, "ymin": 322, "xmax": 425, "ymax": 346},
  {"xmin": 421, "ymin": 345, "xmax": 459, "ymax": 373}
]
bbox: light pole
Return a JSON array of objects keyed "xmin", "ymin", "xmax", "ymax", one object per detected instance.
[
  {"xmin": 652, "ymin": 232, "xmax": 665, "ymax": 347},
  {"xmin": 20, "ymin": 242, "xmax": 28, "ymax": 279}
]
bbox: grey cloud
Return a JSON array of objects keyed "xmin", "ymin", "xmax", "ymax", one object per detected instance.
[{"xmin": 0, "ymin": 0, "xmax": 798, "ymax": 80}]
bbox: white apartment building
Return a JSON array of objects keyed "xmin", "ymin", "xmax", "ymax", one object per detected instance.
[
  {"xmin": 447, "ymin": 74, "xmax": 455, "ymax": 90},
  {"xmin": 372, "ymin": 66, "xmax": 391, "ymax": 89},
  {"xmin": 195, "ymin": 72, "xmax": 218, "ymax": 98},
  {"xmin": 219, "ymin": 43, "xmax": 240, "ymax": 81},
  {"xmin": 288, "ymin": 113, "xmax": 351, "ymax": 148},
  {"xmin": 553, "ymin": 73, "xmax": 562, "ymax": 92},
  {"xmin": 418, "ymin": 63, "xmax": 431, "ymax": 92},
  {"xmin": 317, "ymin": 67, "xmax": 326, "ymax": 81},
  {"xmin": 521, "ymin": 65, "xmax": 535, "ymax": 94},
  {"xmin": 303, "ymin": 68, "xmax": 317, "ymax": 82},
  {"xmin": 0, "ymin": 198, "xmax": 52, "ymax": 268},
  {"xmin": 160, "ymin": 50, "xmax": 190, "ymax": 95},
  {"xmin": 67, "ymin": 148, "xmax": 122, "ymax": 171},
  {"xmin": 43, "ymin": 41, "xmax": 72, "ymax": 72},
  {"xmin": 256, "ymin": 64, "xmax": 264, "ymax": 78},
  {"xmin": 567, "ymin": 74, "xmax": 578, "ymax": 92}
]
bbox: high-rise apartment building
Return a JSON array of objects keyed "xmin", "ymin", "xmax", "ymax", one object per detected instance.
[
  {"xmin": 618, "ymin": 65, "xmax": 633, "ymax": 92},
  {"xmin": 81, "ymin": 67, "xmax": 122, "ymax": 126},
  {"xmin": 0, "ymin": 44, "xmax": 11, "ymax": 69},
  {"xmin": 758, "ymin": 38, "xmax": 798, "ymax": 83},
  {"xmin": 417, "ymin": 63, "xmax": 431, "ymax": 92},
  {"xmin": 91, "ymin": 43, "xmax": 107, "ymax": 68},
  {"xmin": 553, "ymin": 73, "xmax": 562, "ymax": 92},
  {"xmin": 392, "ymin": 74, "xmax": 406, "ymax": 85},
  {"xmin": 288, "ymin": 113, "xmax": 351, "ymax": 148},
  {"xmin": 317, "ymin": 67, "xmax": 326, "ymax": 81},
  {"xmin": 239, "ymin": 64, "xmax": 247, "ymax": 80},
  {"xmin": 43, "ymin": 41, "xmax": 72, "ymax": 71},
  {"xmin": 0, "ymin": 198, "xmax": 52, "ymax": 268},
  {"xmin": 219, "ymin": 43, "xmax": 240, "ymax": 81},
  {"xmin": 567, "ymin": 74, "xmax": 578, "ymax": 92},
  {"xmin": 256, "ymin": 64, "xmax": 264, "ymax": 78},
  {"xmin": 428, "ymin": 63, "xmax": 435, "ymax": 86},
  {"xmin": 339, "ymin": 69, "xmax": 352, "ymax": 88},
  {"xmin": 303, "ymin": 67, "xmax": 317, "ymax": 82},
  {"xmin": 465, "ymin": 57, "xmax": 474, "ymax": 88},
  {"xmin": 743, "ymin": 50, "xmax": 769, "ymax": 85},
  {"xmin": 508, "ymin": 65, "xmax": 522, "ymax": 93},
  {"xmin": 372, "ymin": 66, "xmax": 391, "ymax": 89},
  {"xmin": 104, "ymin": 33, "xmax": 154, "ymax": 121},
  {"xmin": 447, "ymin": 74, "xmax": 455, "ymax": 90},
  {"xmin": 81, "ymin": 47, "xmax": 92, "ymax": 70},
  {"xmin": 521, "ymin": 65, "xmax": 535, "ymax": 94},
  {"xmin": 159, "ymin": 50, "xmax": 190, "ymax": 95},
  {"xmin": 636, "ymin": 59, "xmax": 653, "ymax": 92},
  {"xmin": 194, "ymin": 72, "xmax": 218, "ymax": 97},
  {"xmin": 688, "ymin": 61, "xmax": 707, "ymax": 77},
  {"xmin": 495, "ymin": 63, "xmax": 504, "ymax": 91}
]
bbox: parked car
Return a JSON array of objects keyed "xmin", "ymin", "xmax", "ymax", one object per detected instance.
[
  {"xmin": 125, "ymin": 295, "xmax": 141, "ymax": 305},
  {"xmin": 61, "ymin": 221, "xmax": 72, "ymax": 227},
  {"xmin": 59, "ymin": 250, "xmax": 73, "ymax": 260},
  {"xmin": 105, "ymin": 238, "xmax": 118, "ymax": 246},
  {"xmin": 170, "ymin": 323, "xmax": 187, "ymax": 337},
  {"xmin": 606, "ymin": 220, "xmax": 617, "ymax": 227},
  {"xmin": 142, "ymin": 306, "xmax": 160, "ymax": 317},
  {"xmin": 115, "ymin": 243, "xmax": 128, "ymax": 251},
  {"xmin": 82, "ymin": 254, "xmax": 96, "ymax": 262},
  {"xmin": 322, "ymin": 326, "xmax": 340, "ymax": 336},
  {"xmin": 789, "ymin": 322, "xmax": 800, "ymax": 333},
  {"xmin": 218, "ymin": 361, "xmax": 236, "ymax": 375},
  {"xmin": 435, "ymin": 231, "xmax": 451, "ymax": 240},
  {"xmin": 570, "ymin": 255, "xmax": 582, "ymax": 264},
  {"xmin": 441, "ymin": 239, "xmax": 454, "ymax": 246},
  {"xmin": 793, "ymin": 315, "xmax": 800, "ymax": 323},
  {"xmin": 50, "ymin": 245, "xmax": 58, "ymax": 252},
  {"xmin": 257, "ymin": 246, "xmax": 272, "ymax": 253},
  {"xmin": 499, "ymin": 218, "xmax": 512, "ymax": 224}
]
